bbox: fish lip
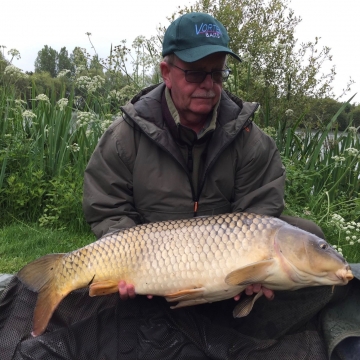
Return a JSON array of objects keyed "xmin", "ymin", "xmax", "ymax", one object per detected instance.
[{"xmin": 336, "ymin": 269, "xmax": 354, "ymax": 283}]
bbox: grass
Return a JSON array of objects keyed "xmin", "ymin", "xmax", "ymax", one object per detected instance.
[{"xmin": 0, "ymin": 223, "xmax": 95, "ymax": 273}]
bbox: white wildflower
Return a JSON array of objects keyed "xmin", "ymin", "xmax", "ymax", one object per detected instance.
[
  {"xmin": 331, "ymin": 214, "xmax": 345, "ymax": 223},
  {"xmin": 75, "ymin": 65, "xmax": 87, "ymax": 76},
  {"xmin": 75, "ymin": 76, "xmax": 92, "ymax": 90},
  {"xmin": 22, "ymin": 110, "xmax": 37, "ymax": 119},
  {"xmin": 14, "ymin": 99, "xmax": 26, "ymax": 106},
  {"xmin": 344, "ymin": 147, "xmax": 359, "ymax": 156},
  {"xmin": 101, "ymin": 119, "xmax": 113, "ymax": 132},
  {"xmin": 86, "ymin": 75, "xmax": 105, "ymax": 93},
  {"xmin": 57, "ymin": 98, "xmax": 68, "ymax": 111},
  {"xmin": 349, "ymin": 241, "xmax": 354, "ymax": 245},
  {"xmin": 285, "ymin": 109, "xmax": 294, "ymax": 117},
  {"xmin": 4, "ymin": 65, "xmax": 28, "ymax": 79},
  {"xmin": 75, "ymin": 111, "xmax": 98, "ymax": 127},
  {"xmin": 57, "ymin": 69, "xmax": 71, "ymax": 78},
  {"xmin": 107, "ymin": 90, "xmax": 122, "ymax": 101},
  {"xmin": 67, "ymin": 143, "xmax": 80, "ymax": 152},
  {"xmin": 348, "ymin": 126, "xmax": 360, "ymax": 135},
  {"xmin": 7, "ymin": 48, "xmax": 21, "ymax": 60},
  {"xmin": 331, "ymin": 156, "xmax": 346, "ymax": 165},
  {"xmin": 34, "ymin": 94, "xmax": 50, "ymax": 103}
]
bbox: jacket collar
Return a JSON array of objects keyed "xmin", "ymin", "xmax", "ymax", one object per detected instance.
[
  {"xmin": 120, "ymin": 83, "xmax": 259, "ymax": 174},
  {"xmin": 123, "ymin": 83, "xmax": 252, "ymax": 131}
]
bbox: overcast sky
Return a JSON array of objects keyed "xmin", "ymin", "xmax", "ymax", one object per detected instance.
[{"xmin": 1, "ymin": 0, "xmax": 359, "ymax": 103}]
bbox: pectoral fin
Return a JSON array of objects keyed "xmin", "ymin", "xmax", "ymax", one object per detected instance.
[
  {"xmin": 233, "ymin": 289, "xmax": 264, "ymax": 318},
  {"xmin": 225, "ymin": 259, "xmax": 275, "ymax": 286},
  {"xmin": 89, "ymin": 280, "xmax": 119, "ymax": 296}
]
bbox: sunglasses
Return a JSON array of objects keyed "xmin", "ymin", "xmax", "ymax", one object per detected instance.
[{"xmin": 169, "ymin": 63, "xmax": 231, "ymax": 83}]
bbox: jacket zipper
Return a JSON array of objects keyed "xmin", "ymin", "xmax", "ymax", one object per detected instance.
[
  {"xmin": 195, "ymin": 103, "xmax": 260, "ymax": 214},
  {"xmin": 187, "ymin": 144, "xmax": 199, "ymax": 217}
]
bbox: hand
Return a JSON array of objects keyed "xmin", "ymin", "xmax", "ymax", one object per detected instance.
[
  {"xmin": 118, "ymin": 281, "xmax": 153, "ymax": 300},
  {"xmin": 233, "ymin": 284, "xmax": 275, "ymax": 301}
]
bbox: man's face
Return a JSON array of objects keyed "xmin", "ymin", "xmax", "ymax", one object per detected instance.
[{"xmin": 161, "ymin": 53, "xmax": 226, "ymax": 126}]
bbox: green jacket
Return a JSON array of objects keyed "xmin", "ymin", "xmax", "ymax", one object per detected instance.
[{"xmin": 83, "ymin": 84, "xmax": 285, "ymax": 239}]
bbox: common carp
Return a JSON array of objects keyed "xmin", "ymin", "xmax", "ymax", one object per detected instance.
[{"xmin": 17, "ymin": 212, "xmax": 353, "ymax": 337}]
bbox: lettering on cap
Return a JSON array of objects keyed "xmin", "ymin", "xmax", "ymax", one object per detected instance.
[{"xmin": 195, "ymin": 23, "xmax": 222, "ymax": 38}]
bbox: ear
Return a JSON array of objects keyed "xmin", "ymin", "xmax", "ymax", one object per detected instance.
[{"xmin": 160, "ymin": 61, "xmax": 172, "ymax": 89}]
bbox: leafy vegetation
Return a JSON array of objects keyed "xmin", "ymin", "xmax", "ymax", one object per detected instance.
[{"xmin": 0, "ymin": 0, "xmax": 359, "ymax": 273}]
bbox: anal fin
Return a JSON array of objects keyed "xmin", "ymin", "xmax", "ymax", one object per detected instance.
[
  {"xmin": 170, "ymin": 298, "xmax": 209, "ymax": 309},
  {"xmin": 165, "ymin": 287, "xmax": 205, "ymax": 303}
]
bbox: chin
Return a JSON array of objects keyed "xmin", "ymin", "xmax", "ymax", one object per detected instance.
[{"xmin": 190, "ymin": 104, "xmax": 215, "ymax": 114}]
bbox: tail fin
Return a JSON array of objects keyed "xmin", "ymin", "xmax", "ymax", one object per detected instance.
[{"xmin": 17, "ymin": 253, "xmax": 68, "ymax": 336}]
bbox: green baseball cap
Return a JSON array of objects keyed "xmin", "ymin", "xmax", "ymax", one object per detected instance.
[{"xmin": 162, "ymin": 12, "xmax": 241, "ymax": 63}]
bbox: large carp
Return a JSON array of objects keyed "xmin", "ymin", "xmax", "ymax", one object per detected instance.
[{"xmin": 17, "ymin": 212, "xmax": 353, "ymax": 337}]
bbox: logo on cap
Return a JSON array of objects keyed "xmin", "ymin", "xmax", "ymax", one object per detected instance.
[{"xmin": 195, "ymin": 23, "xmax": 222, "ymax": 38}]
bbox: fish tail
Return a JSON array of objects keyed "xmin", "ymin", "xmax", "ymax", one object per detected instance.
[{"xmin": 17, "ymin": 253, "xmax": 67, "ymax": 336}]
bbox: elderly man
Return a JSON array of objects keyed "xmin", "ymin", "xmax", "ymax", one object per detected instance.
[{"xmin": 83, "ymin": 12, "xmax": 323, "ymax": 302}]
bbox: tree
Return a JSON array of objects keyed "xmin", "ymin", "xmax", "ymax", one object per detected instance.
[
  {"xmin": 57, "ymin": 47, "xmax": 74, "ymax": 74},
  {"xmin": 169, "ymin": 0, "xmax": 344, "ymax": 127},
  {"xmin": 70, "ymin": 47, "xmax": 89, "ymax": 70},
  {"xmin": 34, "ymin": 45, "xmax": 58, "ymax": 77},
  {"xmin": 349, "ymin": 105, "xmax": 360, "ymax": 129},
  {"xmin": 89, "ymin": 54, "xmax": 104, "ymax": 76},
  {"xmin": 305, "ymin": 97, "xmax": 350, "ymax": 130}
]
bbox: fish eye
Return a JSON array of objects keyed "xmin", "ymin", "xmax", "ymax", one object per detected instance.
[{"xmin": 320, "ymin": 243, "xmax": 328, "ymax": 250}]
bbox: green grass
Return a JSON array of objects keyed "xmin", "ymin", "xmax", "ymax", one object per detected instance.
[{"xmin": 0, "ymin": 223, "xmax": 95, "ymax": 273}]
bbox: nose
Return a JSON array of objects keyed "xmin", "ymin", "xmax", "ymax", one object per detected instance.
[{"xmin": 200, "ymin": 73, "xmax": 215, "ymax": 89}]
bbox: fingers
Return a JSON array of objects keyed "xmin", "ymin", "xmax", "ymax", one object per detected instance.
[
  {"xmin": 118, "ymin": 281, "xmax": 153, "ymax": 300},
  {"xmin": 118, "ymin": 281, "xmax": 136, "ymax": 300},
  {"xmin": 233, "ymin": 294, "xmax": 241, "ymax": 301},
  {"xmin": 244, "ymin": 284, "xmax": 275, "ymax": 300},
  {"xmin": 262, "ymin": 287, "xmax": 275, "ymax": 300}
]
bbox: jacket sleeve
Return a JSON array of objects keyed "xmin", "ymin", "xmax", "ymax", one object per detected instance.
[
  {"xmin": 231, "ymin": 123, "xmax": 285, "ymax": 217},
  {"xmin": 83, "ymin": 118, "xmax": 142, "ymax": 239}
]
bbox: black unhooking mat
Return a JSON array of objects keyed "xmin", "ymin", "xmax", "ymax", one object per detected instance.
[{"xmin": 1, "ymin": 265, "xmax": 360, "ymax": 360}]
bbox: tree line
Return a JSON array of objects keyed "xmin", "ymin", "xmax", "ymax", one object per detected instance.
[{"xmin": 1, "ymin": 0, "xmax": 359, "ymax": 131}]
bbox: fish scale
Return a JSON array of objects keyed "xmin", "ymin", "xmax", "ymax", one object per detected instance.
[{"xmin": 17, "ymin": 212, "xmax": 353, "ymax": 337}]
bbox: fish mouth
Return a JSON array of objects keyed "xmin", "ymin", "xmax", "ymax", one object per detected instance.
[{"xmin": 336, "ymin": 268, "xmax": 354, "ymax": 283}]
